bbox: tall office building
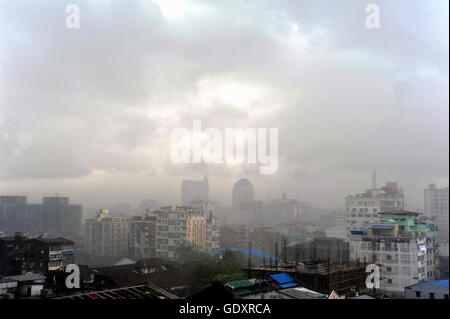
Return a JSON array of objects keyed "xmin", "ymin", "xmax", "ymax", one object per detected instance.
[
  {"xmin": 232, "ymin": 178, "xmax": 255, "ymax": 211},
  {"xmin": 424, "ymin": 184, "xmax": 449, "ymax": 240},
  {"xmin": 84, "ymin": 209, "xmax": 130, "ymax": 257},
  {"xmin": 181, "ymin": 175, "xmax": 209, "ymax": 206}
]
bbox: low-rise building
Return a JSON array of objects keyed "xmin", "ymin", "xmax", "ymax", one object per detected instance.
[
  {"xmin": 0, "ymin": 273, "xmax": 46, "ymax": 298},
  {"xmin": 404, "ymin": 280, "xmax": 449, "ymax": 299}
]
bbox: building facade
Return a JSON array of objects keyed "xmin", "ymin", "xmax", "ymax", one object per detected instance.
[
  {"xmin": 0, "ymin": 196, "xmax": 82, "ymax": 238},
  {"xmin": 404, "ymin": 280, "xmax": 449, "ymax": 299},
  {"xmin": 84, "ymin": 210, "xmax": 130, "ymax": 257},
  {"xmin": 151, "ymin": 206, "xmax": 219, "ymax": 259},
  {"xmin": 424, "ymin": 184, "xmax": 449, "ymax": 240},
  {"xmin": 268, "ymin": 193, "xmax": 301, "ymax": 225},
  {"xmin": 128, "ymin": 213, "xmax": 157, "ymax": 260},
  {"xmin": 349, "ymin": 210, "xmax": 439, "ymax": 298},
  {"xmin": 0, "ymin": 234, "xmax": 75, "ymax": 276},
  {"xmin": 345, "ymin": 181, "xmax": 404, "ymax": 238},
  {"xmin": 232, "ymin": 178, "xmax": 255, "ymax": 211},
  {"xmin": 181, "ymin": 176, "xmax": 209, "ymax": 206}
]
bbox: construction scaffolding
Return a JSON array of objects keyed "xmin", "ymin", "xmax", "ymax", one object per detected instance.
[{"xmin": 243, "ymin": 261, "xmax": 369, "ymax": 295}]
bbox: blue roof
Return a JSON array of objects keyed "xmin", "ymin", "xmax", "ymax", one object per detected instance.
[
  {"xmin": 350, "ymin": 230, "xmax": 368, "ymax": 235},
  {"xmin": 414, "ymin": 280, "xmax": 449, "ymax": 290},
  {"xmin": 279, "ymin": 282, "xmax": 298, "ymax": 288},
  {"xmin": 269, "ymin": 272, "xmax": 296, "ymax": 285},
  {"xmin": 369, "ymin": 226, "xmax": 393, "ymax": 229}
]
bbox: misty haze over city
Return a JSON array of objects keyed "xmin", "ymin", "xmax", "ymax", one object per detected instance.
[
  {"xmin": 0, "ymin": 0, "xmax": 448, "ymax": 213},
  {"xmin": 0, "ymin": 0, "xmax": 449, "ymax": 306}
]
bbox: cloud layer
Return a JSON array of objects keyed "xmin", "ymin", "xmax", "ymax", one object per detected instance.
[{"xmin": 0, "ymin": 0, "xmax": 448, "ymax": 209}]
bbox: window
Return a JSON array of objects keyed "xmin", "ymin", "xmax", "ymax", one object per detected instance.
[
  {"xmin": 387, "ymin": 279, "xmax": 392, "ymax": 284},
  {"xmin": 415, "ymin": 291, "xmax": 421, "ymax": 298},
  {"xmin": 429, "ymin": 293, "xmax": 435, "ymax": 299},
  {"xmin": 386, "ymin": 267, "xmax": 392, "ymax": 272}
]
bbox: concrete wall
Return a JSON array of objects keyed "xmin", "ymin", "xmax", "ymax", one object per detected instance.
[{"xmin": 405, "ymin": 285, "xmax": 449, "ymax": 299}]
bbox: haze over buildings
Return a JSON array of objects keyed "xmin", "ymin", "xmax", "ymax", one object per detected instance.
[{"xmin": 0, "ymin": 0, "xmax": 448, "ymax": 210}]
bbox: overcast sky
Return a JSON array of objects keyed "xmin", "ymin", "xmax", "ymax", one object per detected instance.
[{"xmin": 0, "ymin": 0, "xmax": 448, "ymax": 211}]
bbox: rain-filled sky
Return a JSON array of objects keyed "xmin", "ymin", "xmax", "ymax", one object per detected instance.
[{"xmin": 0, "ymin": 0, "xmax": 448, "ymax": 210}]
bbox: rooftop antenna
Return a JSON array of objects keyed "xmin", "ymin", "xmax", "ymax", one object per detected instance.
[
  {"xmin": 248, "ymin": 242, "xmax": 252, "ymax": 278},
  {"xmin": 372, "ymin": 170, "xmax": 377, "ymax": 189},
  {"xmin": 275, "ymin": 242, "xmax": 278, "ymax": 271}
]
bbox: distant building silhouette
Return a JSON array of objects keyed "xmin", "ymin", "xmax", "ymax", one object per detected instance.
[
  {"xmin": 181, "ymin": 175, "xmax": 209, "ymax": 206},
  {"xmin": 232, "ymin": 178, "xmax": 255, "ymax": 211}
]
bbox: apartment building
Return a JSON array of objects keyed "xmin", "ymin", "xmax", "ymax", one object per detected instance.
[
  {"xmin": 349, "ymin": 210, "xmax": 439, "ymax": 298},
  {"xmin": 151, "ymin": 206, "xmax": 218, "ymax": 259},
  {"xmin": 128, "ymin": 213, "xmax": 157, "ymax": 260},
  {"xmin": 0, "ymin": 196, "xmax": 82, "ymax": 237},
  {"xmin": 84, "ymin": 210, "xmax": 130, "ymax": 257},
  {"xmin": 0, "ymin": 233, "xmax": 75, "ymax": 276},
  {"xmin": 345, "ymin": 181, "xmax": 404, "ymax": 239}
]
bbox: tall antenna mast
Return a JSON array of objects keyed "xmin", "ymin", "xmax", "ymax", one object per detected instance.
[{"xmin": 372, "ymin": 169, "xmax": 377, "ymax": 189}]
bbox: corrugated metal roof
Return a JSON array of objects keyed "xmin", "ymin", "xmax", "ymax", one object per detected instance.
[
  {"xmin": 269, "ymin": 272, "xmax": 295, "ymax": 284},
  {"xmin": 279, "ymin": 282, "xmax": 297, "ymax": 288},
  {"xmin": 234, "ymin": 289, "xmax": 253, "ymax": 296},
  {"xmin": 226, "ymin": 280, "xmax": 254, "ymax": 289},
  {"xmin": 3, "ymin": 273, "xmax": 46, "ymax": 282}
]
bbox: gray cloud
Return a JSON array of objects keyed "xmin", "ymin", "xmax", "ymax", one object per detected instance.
[{"xmin": 0, "ymin": 0, "xmax": 448, "ymax": 209}]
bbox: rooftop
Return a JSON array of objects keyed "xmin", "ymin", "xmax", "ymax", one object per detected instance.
[
  {"xmin": 56, "ymin": 284, "xmax": 178, "ymax": 300},
  {"xmin": 278, "ymin": 286, "xmax": 328, "ymax": 299},
  {"xmin": 379, "ymin": 210, "xmax": 420, "ymax": 216},
  {"xmin": 410, "ymin": 280, "xmax": 449, "ymax": 290},
  {"xmin": 2, "ymin": 273, "xmax": 46, "ymax": 282}
]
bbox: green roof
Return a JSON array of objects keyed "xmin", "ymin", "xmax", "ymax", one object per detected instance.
[
  {"xmin": 234, "ymin": 289, "xmax": 253, "ymax": 296},
  {"xmin": 227, "ymin": 280, "xmax": 254, "ymax": 289}
]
